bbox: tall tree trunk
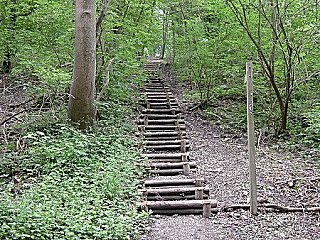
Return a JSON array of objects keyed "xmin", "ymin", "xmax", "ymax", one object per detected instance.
[
  {"xmin": 68, "ymin": 0, "xmax": 96, "ymax": 129},
  {"xmin": 2, "ymin": 0, "xmax": 17, "ymax": 74},
  {"xmin": 2, "ymin": 49, "xmax": 12, "ymax": 74},
  {"xmin": 161, "ymin": 9, "xmax": 169, "ymax": 59}
]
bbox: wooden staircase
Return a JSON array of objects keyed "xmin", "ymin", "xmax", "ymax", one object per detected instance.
[{"xmin": 138, "ymin": 58, "xmax": 217, "ymax": 218}]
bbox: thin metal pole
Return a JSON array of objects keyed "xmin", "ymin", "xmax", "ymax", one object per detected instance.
[{"xmin": 246, "ymin": 62, "xmax": 257, "ymax": 215}]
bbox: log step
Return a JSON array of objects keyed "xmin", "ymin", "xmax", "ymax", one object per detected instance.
[
  {"xmin": 146, "ymin": 158, "xmax": 188, "ymax": 163},
  {"xmin": 145, "ymin": 140, "xmax": 189, "ymax": 145},
  {"xmin": 144, "ymin": 178, "xmax": 205, "ymax": 187},
  {"xmin": 142, "ymin": 109, "xmax": 181, "ymax": 114},
  {"xmin": 148, "ymin": 168, "xmax": 195, "ymax": 175},
  {"xmin": 150, "ymin": 208, "xmax": 217, "ymax": 215},
  {"xmin": 139, "ymin": 125, "xmax": 186, "ymax": 131},
  {"xmin": 140, "ymin": 114, "xmax": 182, "ymax": 119},
  {"xmin": 143, "ymin": 86, "xmax": 170, "ymax": 90},
  {"xmin": 143, "ymin": 83, "xmax": 166, "ymax": 86},
  {"xmin": 142, "ymin": 186, "xmax": 209, "ymax": 196},
  {"xmin": 149, "ymin": 161, "xmax": 196, "ymax": 169},
  {"xmin": 137, "ymin": 131, "xmax": 186, "ymax": 137},
  {"xmin": 145, "ymin": 99, "xmax": 177, "ymax": 103},
  {"xmin": 148, "ymin": 101, "xmax": 178, "ymax": 107},
  {"xmin": 145, "ymin": 96, "xmax": 175, "ymax": 100},
  {"xmin": 144, "ymin": 136, "xmax": 187, "ymax": 141},
  {"xmin": 141, "ymin": 153, "xmax": 189, "ymax": 159},
  {"xmin": 145, "ymin": 194, "xmax": 209, "ymax": 201},
  {"xmin": 147, "ymin": 105, "xmax": 178, "ymax": 110},
  {"xmin": 139, "ymin": 119, "xmax": 184, "ymax": 124},
  {"xmin": 143, "ymin": 89, "xmax": 170, "ymax": 93},
  {"xmin": 145, "ymin": 92, "xmax": 173, "ymax": 96},
  {"xmin": 145, "ymin": 144, "xmax": 190, "ymax": 151},
  {"xmin": 141, "ymin": 200, "xmax": 217, "ymax": 210}
]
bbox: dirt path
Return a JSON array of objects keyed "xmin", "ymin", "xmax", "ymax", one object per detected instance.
[{"xmin": 140, "ymin": 67, "xmax": 320, "ymax": 240}]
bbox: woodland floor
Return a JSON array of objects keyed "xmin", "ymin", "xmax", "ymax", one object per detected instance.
[
  {"xmin": 1, "ymin": 70, "xmax": 319, "ymax": 240},
  {"xmin": 140, "ymin": 67, "xmax": 320, "ymax": 240}
]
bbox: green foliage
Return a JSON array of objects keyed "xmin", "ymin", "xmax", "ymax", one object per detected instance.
[
  {"xmin": 161, "ymin": 0, "xmax": 319, "ymax": 143},
  {"xmin": 0, "ymin": 102, "xmax": 147, "ymax": 239},
  {"xmin": 300, "ymin": 103, "xmax": 320, "ymax": 149}
]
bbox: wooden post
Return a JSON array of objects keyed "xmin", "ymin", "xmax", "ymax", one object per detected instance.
[
  {"xmin": 246, "ymin": 62, "xmax": 258, "ymax": 215},
  {"xmin": 181, "ymin": 139, "xmax": 187, "ymax": 153},
  {"xmin": 181, "ymin": 153, "xmax": 188, "ymax": 162},
  {"xmin": 195, "ymin": 178, "xmax": 204, "ymax": 187},
  {"xmin": 183, "ymin": 162, "xmax": 190, "ymax": 176},
  {"xmin": 144, "ymin": 115, "xmax": 148, "ymax": 126},
  {"xmin": 202, "ymin": 200, "xmax": 211, "ymax": 218},
  {"xmin": 195, "ymin": 188, "xmax": 204, "ymax": 200}
]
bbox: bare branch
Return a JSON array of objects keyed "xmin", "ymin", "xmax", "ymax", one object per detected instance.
[{"xmin": 96, "ymin": 58, "xmax": 114, "ymax": 101}]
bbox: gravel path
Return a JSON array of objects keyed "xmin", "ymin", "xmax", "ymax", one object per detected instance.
[{"xmin": 140, "ymin": 68, "xmax": 320, "ymax": 240}]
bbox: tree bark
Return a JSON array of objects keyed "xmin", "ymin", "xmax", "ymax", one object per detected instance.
[
  {"xmin": 68, "ymin": 0, "xmax": 96, "ymax": 129},
  {"xmin": 161, "ymin": 9, "xmax": 169, "ymax": 59}
]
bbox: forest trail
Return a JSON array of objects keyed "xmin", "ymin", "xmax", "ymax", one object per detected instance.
[{"xmin": 139, "ymin": 58, "xmax": 320, "ymax": 240}]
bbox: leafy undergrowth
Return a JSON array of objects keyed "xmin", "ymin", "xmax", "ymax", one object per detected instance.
[
  {"xmin": 0, "ymin": 101, "xmax": 147, "ymax": 239},
  {"xmin": 186, "ymin": 87, "xmax": 319, "ymax": 153}
]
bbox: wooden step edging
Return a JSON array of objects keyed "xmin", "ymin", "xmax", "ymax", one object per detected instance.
[
  {"xmin": 141, "ymin": 186, "xmax": 209, "ymax": 196},
  {"xmin": 148, "ymin": 161, "xmax": 196, "ymax": 169},
  {"xmin": 144, "ymin": 178, "xmax": 205, "ymax": 187},
  {"xmin": 141, "ymin": 200, "xmax": 217, "ymax": 218}
]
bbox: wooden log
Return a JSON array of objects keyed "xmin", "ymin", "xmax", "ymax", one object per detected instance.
[
  {"xmin": 146, "ymin": 105, "xmax": 178, "ymax": 110},
  {"xmin": 142, "ymin": 186, "xmax": 209, "ymax": 195},
  {"xmin": 145, "ymin": 99, "xmax": 176, "ymax": 103},
  {"xmin": 148, "ymin": 158, "xmax": 187, "ymax": 163},
  {"xmin": 140, "ymin": 131, "xmax": 186, "ymax": 137},
  {"xmin": 145, "ymin": 97, "xmax": 177, "ymax": 102},
  {"xmin": 144, "ymin": 178, "xmax": 205, "ymax": 187},
  {"xmin": 144, "ymin": 85, "xmax": 169, "ymax": 88},
  {"xmin": 147, "ymin": 102, "xmax": 178, "ymax": 107},
  {"xmin": 145, "ymin": 97, "xmax": 176, "ymax": 101},
  {"xmin": 149, "ymin": 161, "xmax": 196, "ymax": 169},
  {"xmin": 144, "ymin": 93, "xmax": 173, "ymax": 97},
  {"xmin": 145, "ymin": 144, "xmax": 190, "ymax": 150},
  {"xmin": 145, "ymin": 92, "xmax": 173, "ymax": 95},
  {"xmin": 146, "ymin": 194, "xmax": 209, "ymax": 201},
  {"xmin": 144, "ymin": 93, "xmax": 172, "ymax": 97},
  {"xmin": 138, "ymin": 119, "xmax": 184, "ymax": 124},
  {"xmin": 142, "ymin": 109, "xmax": 180, "ymax": 114},
  {"xmin": 141, "ymin": 153, "xmax": 189, "ymax": 159},
  {"xmin": 145, "ymin": 139, "xmax": 189, "ymax": 145},
  {"xmin": 141, "ymin": 86, "xmax": 166, "ymax": 90},
  {"xmin": 203, "ymin": 200, "xmax": 212, "ymax": 218},
  {"xmin": 144, "ymin": 136, "xmax": 187, "ymax": 141},
  {"xmin": 148, "ymin": 79, "xmax": 161, "ymax": 82},
  {"xmin": 142, "ymin": 200, "xmax": 217, "ymax": 210},
  {"xmin": 148, "ymin": 169, "xmax": 195, "ymax": 175},
  {"xmin": 140, "ymin": 114, "xmax": 183, "ymax": 119},
  {"xmin": 144, "ymin": 84, "xmax": 164, "ymax": 87},
  {"xmin": 140, "ymin": 125, "xmax": 186, "ymax": 131},
  {"xmin": 223, "ymin": 204, "xmax": 320, "ymax": 213},
  {"xmin": 144, "ymin": 89, "xmax": 169, "ymax": 93},
  {"xmin": 150, "ymin": 208, "xmax": 217, "ymax": 215},
  {"xmin": 144, "ymin": 87, "xmax": 170, "ymax": 90},
  {"xmin": 140, "ymin": 98, "xmax": 176, "ymax": 103}
]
